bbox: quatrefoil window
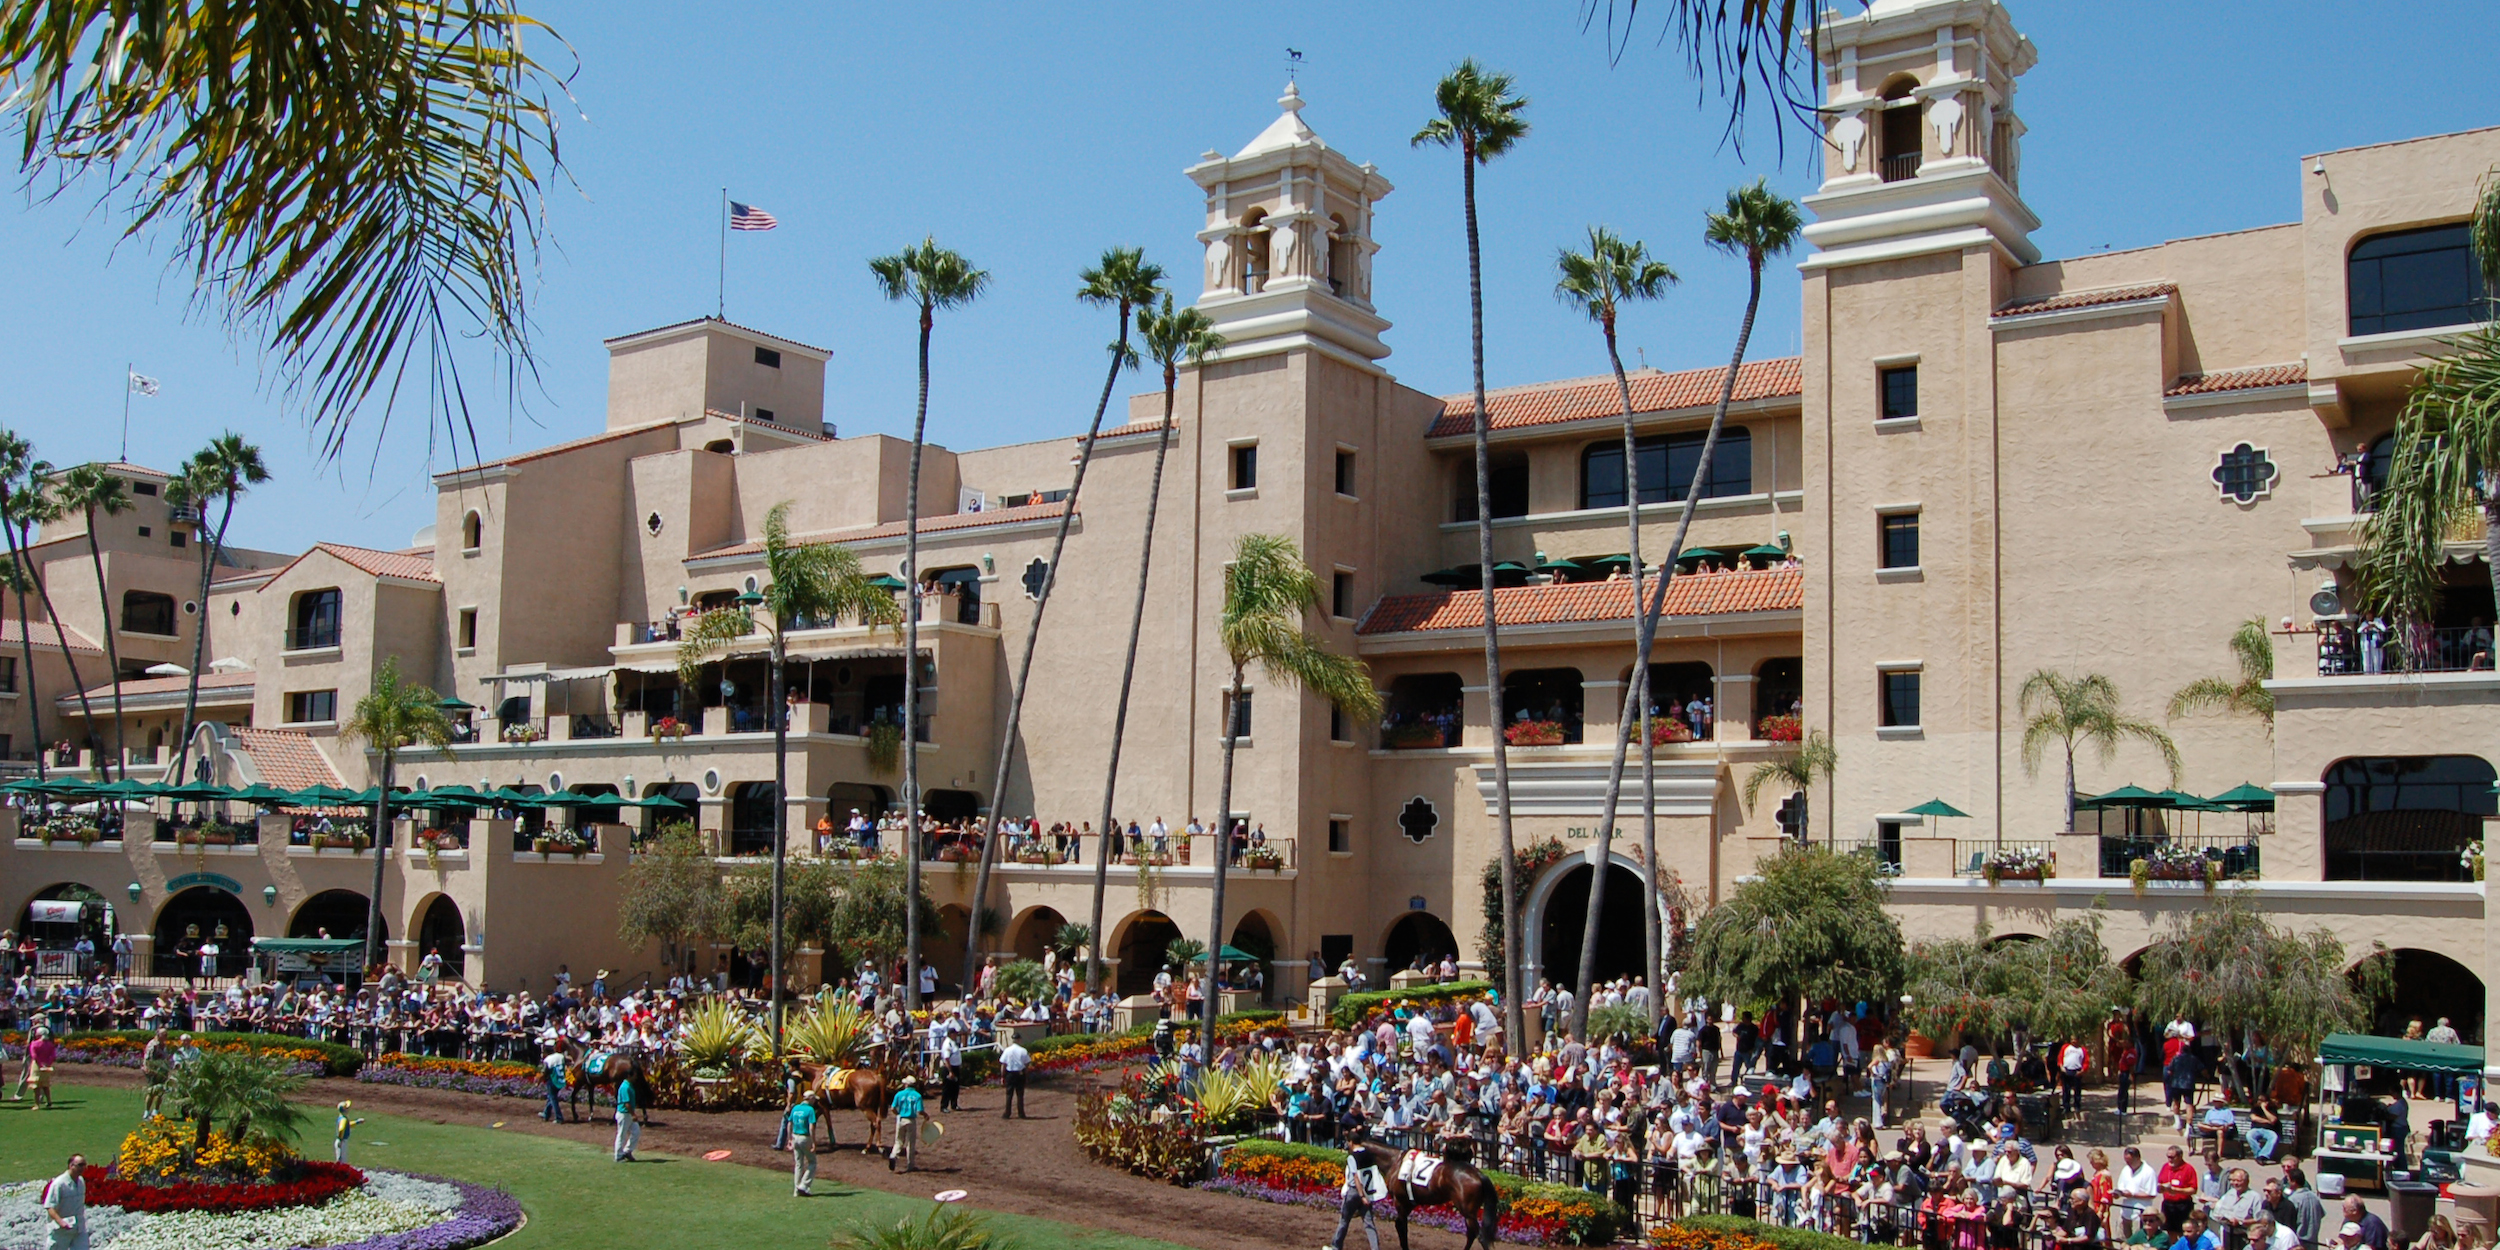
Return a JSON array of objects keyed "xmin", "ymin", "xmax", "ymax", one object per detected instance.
[{"xmin": 2212, "ymin": 443, "xmax": 2277, "ymax": 503}]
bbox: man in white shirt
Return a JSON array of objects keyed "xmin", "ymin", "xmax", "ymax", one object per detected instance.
[
  {"xmin": 42, "ymin": 1153, "xmax": 86, "ymax": 1250},
  {"xmin": 937, "ymin": 1027, "xmax": 964, "ymax": 1112},
  {"xmin": 998, "ymin": 1036, "xmax": 1031, "ymax": 1118},
  {"xmin": 1406, "ymin": 1011, "xmax": 1436, "ymax": 1058},
  {"xmin": 2113, "ymin": 1145, "xmax": 2160, "ymax": 1236}
]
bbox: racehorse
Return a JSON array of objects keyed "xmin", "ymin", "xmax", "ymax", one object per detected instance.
[
  {"xmin": 562, "ymin": 1039, "xmax": 652, "ymax": 1125},
  {"xmin": 1345, "ymin": 1138, "xmax": 1503, "ymax": 1250},
  {"xmin": 794, "ymin": 1058, "xmax": 896, "ymax": 1152}
]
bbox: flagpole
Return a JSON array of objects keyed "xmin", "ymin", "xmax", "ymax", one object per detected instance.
[
  {"xmin": 718, "ymin": 188, "xmax": 728, "ymax": 319},
  {"xmin": 120, "ymin": 361, "xmax": 132, "ymax": 461}
]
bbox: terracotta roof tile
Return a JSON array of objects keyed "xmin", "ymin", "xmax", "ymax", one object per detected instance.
[
  {"xmin": 691, "ymin": 501, "xmax": 1071, "ymax": 562},
  {"xmin": 0, "ymin": 618, "xmax": 102, "ymax": 657},
  {"xmin": 708, "ymin": 410, "xmax": 832, "ymax": 442},
  {"xmin": 229, "ymin": 727, "xmax": 343, "ymax": 792},
  {"xmin": 313, "ymin": 542, "xmax": 439, "ymax": 583},
  {"xmin": 2165, "ymin": 362, "xmax": 2307, "ymax": 396},
  {"xmin": 1994, "ymin": 282, "xmax": 2177, "ymax": 318},
  {"xmin": 1357, "ymin": 567, "xmax": 1803, "ymax": 636},
  {"xmin": 1428, "ymin": 357, "xmax": 1804, "ymax": 439}
]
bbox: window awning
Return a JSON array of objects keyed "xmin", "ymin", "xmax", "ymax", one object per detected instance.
[
  {"xmin": 25, "ymin": 900, "xmax": 86, "ymax": 923},
  {"xmin": 482, "ymin": 666, "xmax": 612, "ymax": 684},
  {"xmin": 2316, "ymin": 1032, "xmax": 2483, "ymax": 1074}
]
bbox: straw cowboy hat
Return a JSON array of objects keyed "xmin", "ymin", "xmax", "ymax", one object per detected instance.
[{"xmin": 1778, "ymin": 1150, "xmax": 1801, "ymax": 1165}]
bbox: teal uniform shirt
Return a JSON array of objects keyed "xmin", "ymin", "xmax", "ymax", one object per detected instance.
[
  {"xmin": 890, "ymin": 1087, "xmax": 923, "ymax": 1120},
  {"xmin": 787, "ymin": 1102, "xmax": 817, "ymax": 1135}
]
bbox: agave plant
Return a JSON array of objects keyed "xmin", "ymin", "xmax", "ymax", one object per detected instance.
[
  {"xmin": 1585, "ymin": 1003, "xmax": 1649, "ymax": 1046},
  {"xmin": 784, "ymin": 996, "xmax": 869, "ymax": 1066},
  {"xmin": 679, "ymin": 999, "xmax": 765, "ymax": 1072},
  {"xmin": 1194, "ymin": 1064, "xmax": 1260, "ymax": 1134},
  {"xmin": 835, "ymin": 1206, "xmax": 1016, "ymax": 1250}
]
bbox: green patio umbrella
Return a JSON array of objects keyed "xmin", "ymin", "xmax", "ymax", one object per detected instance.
[
  {"xmin": 1742, "ymin": 543, "xmax": 1789, "ymax": 559},
  {"xmin": 1191, "ymin": 945, "xmax": 1260, "ymax": 963},
  {"xmin": 410, "ymin": 785, "xmax": 489, "ymax": 807},
  {"xmin": 1672, "ymin": 547, "xmax": 1725, "ymax": 565},
  {"xmin": 2158, "ymin": 789, "xmax": 2228, "ymax": 812},
  {"xmin": 2077, "ymin": 785, "xmax": 2173, "ymax": 809},
  {"xmin": 866, "ymin": 574, "xmax": 909, "ymax": 592},
  {"xmin": 1903, "ymin": 798, "xmax": 1970, "ymax": 819},
  {"xmin": 292, "ymin": 785, "xmax": 367, "ymax": 807},
  {"xmin": 434, "ymin": 696, "xmax": 477, "ymax": 714},
  {"xmin": 1569, "ymin": 553, "xmax": 1632, "ymax": 569},
  {"xmin": 226, "ymin": 784, "xmax": 300, "ymax": 806},
  {"xmin": 1419, "ymin": 566, "xmax": 1475, "ymax": 587},
  {"xmin": 0, "ymin": 777, "xmax": 68, "ymax": 795},
  {"xmin": 626, "ymin": 793, "xmax": 691, "ymax": 811},
  {"xmin": 159, "ymin": 780, "xmax": 234, "ymax": 801},
  {"xmin": 2209, "ymin": 783, "xmax": 2276, "ymax": 812},
  {"xmin": 529, "ymin": 789, "xmax": 602, "ymax": 806}
]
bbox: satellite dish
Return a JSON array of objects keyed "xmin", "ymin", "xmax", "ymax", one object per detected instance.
[{"xmin": 2309, "ymin": 582, "xmax": 2343, "ymax": 617}]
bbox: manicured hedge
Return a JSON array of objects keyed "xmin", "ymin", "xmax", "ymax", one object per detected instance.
[
  {"xmin": 1329, "ymin": 980, "xmax": 1493, "ymax": 1029},
  {"xmin": 1669, "ymin": 1213, "xmax": 1871, "ymax": 1250},
  {"xmin": 2, "ymin": 1028, "xmax": 365, "ymax": 1077}
]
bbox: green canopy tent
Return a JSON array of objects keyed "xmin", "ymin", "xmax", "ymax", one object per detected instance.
[{"xmin": 2316, "ymin": 1033, "xmax": 2484, "ymax": 1074}]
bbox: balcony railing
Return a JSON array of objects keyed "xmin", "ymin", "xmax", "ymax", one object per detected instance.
[
  {"xmin": 285, "ymin": 625, "xmax": 340, "ymax": 651},
  {"xmin": 2316, "ymin": 623, "xmax": 2493, "ymax": 676},
  {"xmin": 1880, "ymin": 152, "xmax": 1922, "ymax": 183},
  {"xmin": 1953, "ymin": 838, "xmax": 2056, "ymax": 877},
  {"xmin": 494, "ymin": 717, "xmax": 550, "ymax": 746},
  {"xmin": 2098, "ymin": 833, "xmax": 2262, "ymax": 880},
  {"xmin": 569, "ymin": 714, "xmax": 621, "ymax": 740},
  {"xmin": 1380, "ymin": 719, "xmax": 1460, "ymax": 750}
]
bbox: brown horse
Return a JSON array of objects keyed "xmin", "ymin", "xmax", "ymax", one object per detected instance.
[
  {"xmin": 794, "ymin": 1058, "xmax": 895, "ymax": 1152},
  {"xmin": 562, "ymin": 1041, "xmax": 652, "ymax": 1125},
  {"xmin": 1346, "ymin": 1139, "xmax": 1502, "ymax": 1250}
]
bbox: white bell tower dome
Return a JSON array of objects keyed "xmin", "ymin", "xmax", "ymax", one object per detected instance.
[{"xmin": 1186, "ymin": 82, "xmax": 1395, "ymax": 370}]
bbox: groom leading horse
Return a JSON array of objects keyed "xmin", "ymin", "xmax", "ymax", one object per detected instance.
[{"xmin": 1339, "ymin": 1123, "xmax": 1503, "ymax": 1250}]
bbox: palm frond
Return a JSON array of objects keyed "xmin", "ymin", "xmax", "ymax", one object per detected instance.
[
  {"xmin": 1577, "ymin": 0, "xmax": 1825, "ymax": 153},
  {"xmin": 342, "ymin": 656, "xmax": 453, "ymax": 752},
  {"xmin": 0, "ymin": 1, "xmax": 575, "ymax": 454},
  {"xmin": 1412, "ymin": 59, "xmax": 1529, "ymax": 162},
  {"xmin": 869, "ymin": 237, "xmax": 990, "ymax": 311},
  {"xmin": 1219, "ymin": 533, "xmax": 1377, "ymax": 721},
  {"xmin": 1554, "ymin": 225, "xmax": 1677, "ymax": 327},
  {"xmin": 2357, "ymin": 322, "xmax": 2500, "ymax": 622},
  {"xmin": 1704, "ymin": 178, "xmax": 1805, "ymax": 266},
  {"xmin": 674, "ymin": 606, "xmax": 756, "ymax": 689}
]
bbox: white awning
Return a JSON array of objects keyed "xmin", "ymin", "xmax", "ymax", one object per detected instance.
[
  {"xmin": 25, "ymin": 900, "xmax": 85, "ymax": 923},
  {"xmin": 481, "ymin": 666, "xmax": 613, "ymax": 684}
]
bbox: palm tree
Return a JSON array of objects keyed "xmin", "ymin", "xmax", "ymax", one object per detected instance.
[
  {"xmin": 55, "ymin": 465, "xmax": 130, "ymax": 779},
  {"xmin": 341, "ymin": 656, "xmax": 454, "ymax": 974},
  {"xmin": 678, "ymin": 500, "xmax": 900, "ymax": 1053},
  {"xmin": 1088, "ymin": 295, "xmax": 1222, "ymax": 996},
  {"xmin": 869, "ymin": 237, "xmax": 988, "ymax": 1012},
  {"xmin": 0, "ymin": 455, "xmax": 101, "ymax": 772},
  {"xmin": 2168, "ymin": 618, "xmax": 2275, "ymax": 725},
  {"xmin": 1202, "ymin": 533, "xmax": 1380, "ymax": 1057},
  {"xmin": 1741, "ymin": 731, "xmax": 1840, "ymax": 844},
  {"xmin": 962, "ymin": 248, "xmax": 1163, "ymax": 996},
  {"xmin": 1554, "ymin": 226, "xmax": 1677, "ymax": 1024},
  {"xmin": 0, "ymin": 434, "xmax": 54, "ymax": 779},
  {"xmin": 2359, "ymin": 170, "xmax": 2500, "ymax": 629},
  {"xmin": 0, "ymin": 5, "xmax": 571, "ymax": 454},
  {"xmin": 166, "ymin": 1047, "xmax": 308, "ymax": 1152},
  {"xmin": 163, "ymin": 435, "xmax": 270, "ymax": 782},
  {"xmin": 1414, "ymin": 60, "xmax": 1530, "ymax": 1038},
  {"xmin": 2019, "ymin": 671, "xmax": 2183, "ymax": 833}
]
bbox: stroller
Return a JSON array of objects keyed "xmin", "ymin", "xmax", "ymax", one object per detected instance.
[{"xmin": 1939, "ymin": 1089, "xmax": 1992, "ymax": 1141}]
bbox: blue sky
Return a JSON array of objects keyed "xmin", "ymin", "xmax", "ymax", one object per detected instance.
[{"xmin": 2, "ymin": 1, "xmax": 2490, "ymax": 553}]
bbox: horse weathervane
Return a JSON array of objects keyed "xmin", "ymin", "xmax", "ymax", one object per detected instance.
[{"xmin": 1286, "ymin": 48, "xmax": 1304, "ymax": 82}]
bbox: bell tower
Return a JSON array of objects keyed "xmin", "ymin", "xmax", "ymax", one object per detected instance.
[
  {"xmin": 1801, "ymin": 0, "xmax": 2040, "ymax": 271},
  {"xmin": 1186, "ymin": 82, "xmax": 1394, "ymax": 369}
]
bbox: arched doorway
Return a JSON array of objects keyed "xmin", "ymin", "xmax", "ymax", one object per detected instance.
[
  {"xmin": 17, "ymin": 884, "xmax": 114, "ymax": 972},
  {"xmin": 2371, "ymin": 949, "xmax": 2484, "ymax": 1042},
  {"xmin": 641, "ymin": 782, "xmax": 698, "ymax": 840},
  {"xmin": 1382, "ymin": 912, "xmax": 1458, "ymax": 976},
  {"xmin": 922, "ymin": 789, "xmax": 980, "ymax": 823},
  {"xmin": 288, "ymin": 889, "xmax": 382, "ymax": 941},
  {"xmin": 154, "ymin": 886, "xmax": 252, "ymax": 978},
  {"xmin": 1116, "ymin": 911, "xmax": 1182, "ymax": 997},
  {"xmin": 1012, "ymin": 907, "xmax": 1067, "ymax": 963},
  {"xmin": 1230, "ymin": 911, "xmax": 1281, "ymax": 1002},
  {"xmin": 827, "ymin": 783, "xmax": 890, "ymax": 825},
  {"xmin": 416, "ymin": 895, "xmax": 466, "ymax": 980},
  {"xmin": 729, "ymin": 782, "xmax": 780, "ymax": 856},
  {"xmin": 1536, "ymin": 862, "xmax": 1647, "ymax": 991}
]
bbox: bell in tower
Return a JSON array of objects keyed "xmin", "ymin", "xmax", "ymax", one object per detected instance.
[{"xmin": 1186, "ymin": 82, "xmax": 1394, "ymax": 368}]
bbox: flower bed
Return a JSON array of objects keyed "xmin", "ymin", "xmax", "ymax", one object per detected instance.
[
  {"xmin": 1649, "ymin": 718, "xmax": 1696, "ymax": 745},
  {"xmin": 1028, "ymin": 1012, "xmax": 1288, "ymax": 1074},
  {"xmin": 86, "ymin": 1160, "xmax": 366, "ymax": 1213},
  {"xmin": 0, "ymin": 1169, "xmax": 522, "ymax": 1250},
  {"xmin": 357, "ymin": 1053, "xmax": 543, "ymax": 1099},
  {"xmin": 1658, "ymin": 1214, "xmax": 1866, "ymax": 1250},
  {"xmin": 1206, "ymin": 1140, "xmax": 1628, "ymax": 1246},
  {"xmin": 0, "ymin": 1029, "xmax": 361, "ymax": 1077}
]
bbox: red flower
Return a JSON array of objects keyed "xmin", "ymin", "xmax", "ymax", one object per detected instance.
[{"xmin": 83, "ymin": 1161, "xmax": 365, "ymax": 1213}]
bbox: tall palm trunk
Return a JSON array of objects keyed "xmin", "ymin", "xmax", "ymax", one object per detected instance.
[
  {"xmin": 80, "ymin": 512, "xmax": 125, "ymax": 780},
  {"xmin": 1574, "ymin": 317, "xmax": 1660, "ymax": 1029},
  {"xmin": 26, "ymin": 541, "xmax": 101, "ymax": 771},
  {"xmin": 768, "ymin": 629, "xmax": 788, "ymax": 1055},
  {"xmin": 1460, "ymin": 139, "xmax": 1525, "ymax": 1043},
  {"xmin": 170, "ymin": 487, "xmax": 237, "ymax": 783},
  {"xmin": 1203, "ymin": 663, "xmax": 1247, "ymax": 1057},
  {"xmin": 901, "ymin": 304, "xmax": 932, "ymax": 1014},
  {"xmin": 963, "ymin": 303, "xmax": 1137, "ymax": 995},
  {"xmin": 364, "ymin": 749, "xmax": 395, "ymax": 974},
  {"xmin": 1090, "ymin": 365, "xmax": 1180, "ymax": 997},
  {"xmin": 1, "ymin": 509, "xmax": 46, "ymax": 780}
]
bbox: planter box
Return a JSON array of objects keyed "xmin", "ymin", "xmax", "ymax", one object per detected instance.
[{"xmin": 532, "ymin": 840, "xmax": 587, "ymax": 857}]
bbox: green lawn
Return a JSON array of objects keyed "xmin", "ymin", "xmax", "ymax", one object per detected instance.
[{"xmin": 0, "ymin": 1082, "xmax": 1180, "ymax": 1250}]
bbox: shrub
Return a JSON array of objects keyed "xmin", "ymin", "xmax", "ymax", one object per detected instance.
[
  {"xmin": 0, "ymin": 1029, "xmax": 362, "ymax": 1077},
  {"xmin": 1027, "ymin": 1011, "xmax": 1286, "ymax": 1073},
  {"xmin": 1329, "ymin": 980, "xmax": 1493, "ymax": 1029},
  {"xmin": 357, "ymin": 1053, "xmax": 542, "ymax": 1099},
  {"xmin": 992, "ymin": 959, "xmax": 1051, "ymax": 1004}
]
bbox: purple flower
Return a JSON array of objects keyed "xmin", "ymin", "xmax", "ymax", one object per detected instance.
[{"xmin": 316, "ymin": 1174, "xmax": 523, "ymax": 1250}]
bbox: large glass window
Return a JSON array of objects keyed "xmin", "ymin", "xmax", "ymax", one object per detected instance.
[
  {"xmin": 121, "ymin": 590, "xmax": 177, "ymax": 636},
  {"xmin": 1580, "ymin": 428, "xmax": 1753, "ymax": 510},
  {"xmin": 1880, "ymin": 365, "xmax": 1919, "ymax": 420},
  {"xmin": 1880, "ymin": 513, "xmax": 1921, "ymax": 569},
  {"xmin": 289, "ymin": 588, "xmax": 341, "ymax": 650},
  {"xmin": 2348, "ymin": 223, "xmax": 2493, "ymax": 336},
  {"xmin": 1880, "ymin": 671, "xmax": 1921, "ymax": 728},
  {"xmin": 2323, "ymin": 755, "xmax": 2496, "ymax": 881}
]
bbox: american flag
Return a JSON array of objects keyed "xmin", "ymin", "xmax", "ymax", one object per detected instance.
[{"xmin": 728, "ymin": 201, "xmax": 778, "ymax": 231}]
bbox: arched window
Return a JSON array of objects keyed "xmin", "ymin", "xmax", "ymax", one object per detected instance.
[
  {"xmin": 120, "ymin": 590, "xmax": 177, "ymax": 636},
  {"xmin": 1328, "ymin": 214, "xmax": 1359, "ymax": 299},
  {"xmin": 1581, "ymin": 428, "xmax": 1753, "ymax": 509},
  {"xmin": 1239, "ymin": 208, "xmax": 1272, "ymax": 294},
  {"xmin": 1878, "ymin": 77, "xmax": 1922, "ymax": 182},
  {"xmin": 460, "ymin": 511, "xmax": 482, "ymax": 551},
  {"xmin": 1381, "ymin": 673, "xmax": 1464, "ymax": 749},
  {"xmin": 924, "ymin": 565, "xmax": 981, "ymax": 625},
  {"xmin": 1629, "ymin": 662, "xmax": 1717, "ymax": 741},
  {"xmin": 288, "ymin": 588, "xmax": 341, "ymax": 650},
  {"xmin": 1502, "ymin": 668, "xmax": 1584, "ymax": 744},
  {"xmin": 2348, "ymin": 223, "xmax": 2493, "ymax": 336}
]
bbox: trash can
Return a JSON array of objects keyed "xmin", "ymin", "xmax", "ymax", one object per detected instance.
[{"xmin": 2389, "ymin": 1179, "xmax": 2440, "ymax": 1244}]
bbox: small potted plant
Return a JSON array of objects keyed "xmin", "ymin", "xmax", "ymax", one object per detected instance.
[
  {"xmin": 1981, "ymin": 846, "xmax": 2051, "ymax": 883},
  {"xmin": 1243, "ymin": 845, "xmax": 1285, "ymax": 872},
  {"xmin": 1757, "ymin": 713, "xmax": 1804, "ymax": 743},
  {"xmin": 650, "ymin": 715, "xmax": 690, "ymax": 741},
  {"xmin": 1648, "ymin": 718, "xmax": 1696, "ymax": 746},
  {"xmin": 1503, "ymin": 719, "xmax": 1568, "ymax": 747},
  {"xmin": 500, "ymin": 722, "xmax": 543, "ymax": 744}
]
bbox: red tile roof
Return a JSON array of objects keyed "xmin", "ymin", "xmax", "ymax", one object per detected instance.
[
  {"xmin": 1994, "ymin": 282, "xmax": 2177, "ymax": 318},
  {"xmin": 312, "ymin": 543, "xmax": 440, "ymax": 583},
  {"xmin": 1357, "ymin": 567, "xmax": 1803, "ymax": 636},
  {"xmin": 1428, "ymin": 357, "xmax": 1804, "ymax": 439},
  {"xmin": 230, "ymin": 727, "xmax": 343, "ymax": 792},
  {"xmin": 709, "ymin": 410, "xmax": 832, "ymax": 442},
  {"xmin": 691, "ymin": 501, "xmax": 1072, "ymax": 561},
  {"xmin": 2165, "ymin": 362, "xmax": 2307, "ymax": 396},
  {"xmin": 0, "ymin": 618, "xmax": 102, "ymax": 657}
]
